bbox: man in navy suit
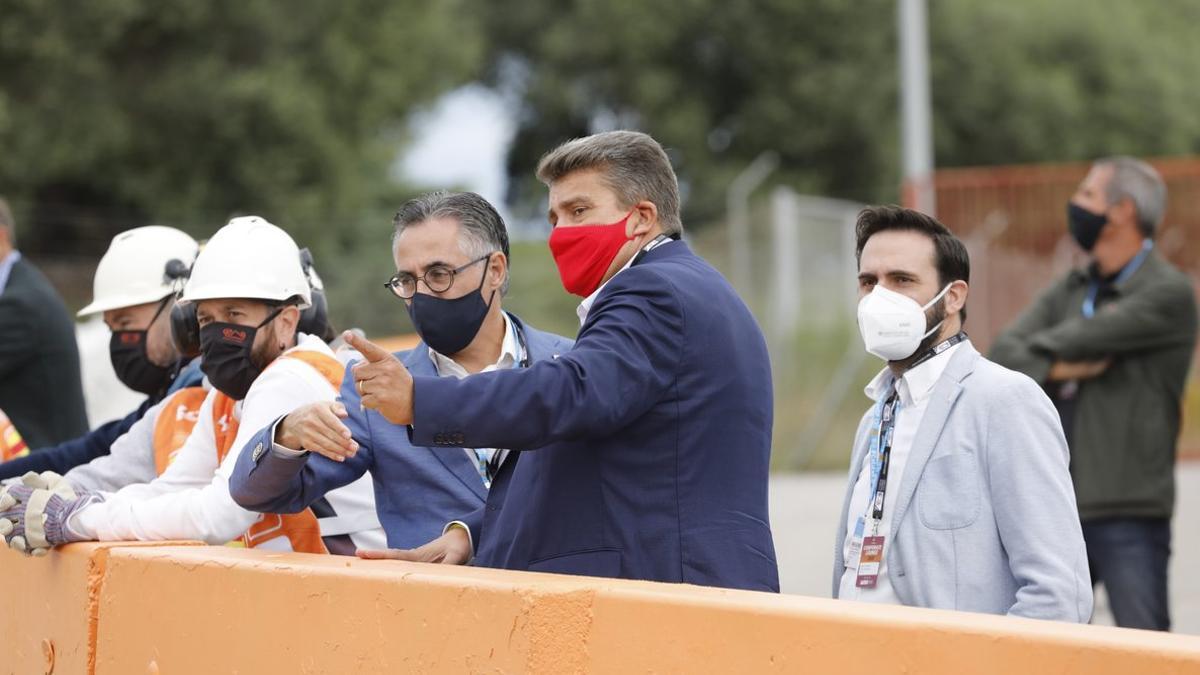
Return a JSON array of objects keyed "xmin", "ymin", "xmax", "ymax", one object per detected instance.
[
  {"xmin": 339, "ymin": 131, "xmax": 779, "ymax": 591},
  {"xmin": 228, "ymin": 192, "xmax": 572, "ymax": 549}
]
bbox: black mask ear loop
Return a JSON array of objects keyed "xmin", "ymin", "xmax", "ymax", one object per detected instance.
[
  {"xmin": 257, "ymin": 304, "xmax": 288, "ymax": 363},
  {"xmin": 147, "ymin": 295, "xmax": 186, "ymax": 385},
  {"xmin": 257, "ymin": 305, "xmax": 285, "ymax": 329},
  {"xmin": 477, "ymin": 253, "xmax": 498, "ymax": 312}
]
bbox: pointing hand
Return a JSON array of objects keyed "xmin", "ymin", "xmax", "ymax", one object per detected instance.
[{"xmin": 345, "ymin": 331, "xmax": 415, "ymax": 425}]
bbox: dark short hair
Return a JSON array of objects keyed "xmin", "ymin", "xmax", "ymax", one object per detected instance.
[{"xmin": 854, "ymin": 205, "xmax": 970, "ymax": 320}]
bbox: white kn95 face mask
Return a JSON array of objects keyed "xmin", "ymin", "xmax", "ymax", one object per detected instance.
[{"xmin": 857, "ymin": 283, "xmax": 951, "ymax": 361}]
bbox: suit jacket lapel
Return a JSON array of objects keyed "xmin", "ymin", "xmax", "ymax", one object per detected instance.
[
  {"xmin": 888, "ymin": 344, "xmax": 978, "ymax": 532},
  {"xmin": 401, "ymin": 344, "xmax": 489, "ymax": 500}
]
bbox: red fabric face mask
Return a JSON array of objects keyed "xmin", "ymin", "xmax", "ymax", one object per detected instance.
[{"xmin": 548, "ymin": 211, "xmax": 635, "ymax": 297}]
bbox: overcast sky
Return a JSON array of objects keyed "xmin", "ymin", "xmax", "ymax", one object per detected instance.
[{"xmin": 397, "ymin": 85, "xmax": 517, "ymax": 221}]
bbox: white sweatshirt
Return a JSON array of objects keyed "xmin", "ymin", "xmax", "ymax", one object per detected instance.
[{"xmin": 73, "ymin": 334, "xmax": 385, "ymax": 550}]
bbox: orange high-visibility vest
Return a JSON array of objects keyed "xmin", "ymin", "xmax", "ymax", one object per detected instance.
[
  {"xmin": 152, "ymin": 387, "xmax": 209, "ymax": 474},
  {"xmin": 0, "ymin": 408, "xmax": 28, "ymax": 461},
  {"xmin": 210, "ymin": 350, "xmax": 345, "ymax": 555}
]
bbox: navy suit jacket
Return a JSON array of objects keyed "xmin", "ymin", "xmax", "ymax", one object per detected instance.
[
  {"xmin": 228, "ymin": 316, "xmax": 572, "ymax": 550},
  {"xmin": 412, "ymin": 242, "xmax": 779, "ymax": 592},
  {"xmin": 0, "ymin": 256, "xmax": 88, "ymax": 447}
]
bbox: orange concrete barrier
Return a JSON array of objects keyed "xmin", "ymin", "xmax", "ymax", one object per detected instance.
[
  {"xmin": 6, "ymin": 542, "xmax": 1200, "ymax": 674},
  {"xmin": 4, "ymin": 541, "xmax": 201, "ymax": 675}
]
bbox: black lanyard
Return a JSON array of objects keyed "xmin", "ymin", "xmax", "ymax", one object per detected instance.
[
  {"xmin": 630, "ymin": 233, "xmax": 679, "ymax": 267},
  {"xmin": 871, "ymin": 391, "xmax": 900, "ymax": 523},
  {"xmin": 907, "ymin": 331, "xmax": 968, "ymax": 370},
  {"xmin": 870, "ymin": 331, "xmax": 967, "ymax": 524}
]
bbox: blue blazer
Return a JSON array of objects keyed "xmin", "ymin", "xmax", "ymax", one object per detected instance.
[
  {"xmin": 228, "ymin": 316, "xmax": 573, "ymax": 549},
  {"xmin": 411, "ymin": 242, "xmax": 779, "ymax": 592}
]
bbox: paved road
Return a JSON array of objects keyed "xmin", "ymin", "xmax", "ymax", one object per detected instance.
[{"xmin": 768, "ymin": 461, "xmax": 1200, "ymax": 634}]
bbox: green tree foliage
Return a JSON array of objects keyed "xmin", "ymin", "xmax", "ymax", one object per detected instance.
[
  {"xmin": 0, "ymin": 0, "xmax": 483, "ymax": 332},
  {"xmin": 931, "ymin": 0, "xmax": 1200, "ymax": 166},
  {"xmin": 482, "ymin": 0, "xmax": 1200, "ymax": 223},
  {"xmin": 4, "ymin": 0, "xmax": 1199, "ymax": 336},
  {"xmin": 481, "ymin": 0, "xmax": 900, "ymax": 224}
]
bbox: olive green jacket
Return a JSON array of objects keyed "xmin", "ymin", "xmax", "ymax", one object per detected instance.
[{"xmin": 990, "ymin": 252, "xmax": 1197, "ymax": 521}]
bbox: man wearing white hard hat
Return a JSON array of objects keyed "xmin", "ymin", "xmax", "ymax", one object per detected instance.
[
  {"xmin": 0, "ymin": 226, "xmax": 205, "ymax": 484},
  {"xmin": 0, "ymin": 217, "xmax": 385, "ymax": 555}
]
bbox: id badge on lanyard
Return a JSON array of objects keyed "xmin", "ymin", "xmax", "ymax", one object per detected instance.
[{"xmin": 849, "ymin": 391, "xmax": 899, "ymax": 589}]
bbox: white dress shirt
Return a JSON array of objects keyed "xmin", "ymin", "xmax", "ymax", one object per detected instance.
[
  {"xmin": 838, "ymin": 341, "xmax": 965, "ymax": 603},
  {"xmin": 73, "ymin": 333, "xmax": 386, "ymax": 550},
  {"xmin": 427, "ymin": 311, "xmax": 523, "ymax": 483}
]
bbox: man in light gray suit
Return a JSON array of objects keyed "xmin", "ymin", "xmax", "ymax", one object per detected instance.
[{"xmin": 833, "ymin": 205, "xmax": 1092, "ymax": 622}]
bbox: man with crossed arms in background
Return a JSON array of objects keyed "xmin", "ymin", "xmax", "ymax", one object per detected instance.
[{"xmin": 992, "ymin": 157, "xmax": 1197, "ymax": 630}]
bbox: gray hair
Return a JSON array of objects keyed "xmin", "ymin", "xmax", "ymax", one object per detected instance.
[
  {"xmin": 391, "ymin": 191, "xmax": 511, "ymax": 294},
  {"xmin": 536, "ymin": 130, "xmax": 683, "ymax": 235},
  {"xmin": 1095, "ymin": 156, "xmax": 1167, "ymax": 237}
]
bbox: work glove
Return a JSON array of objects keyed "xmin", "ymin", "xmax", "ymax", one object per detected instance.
[
  {"xmin": 0, "ymin": 471, "xmax": 102, "ymax": 556},
  {"xmin": 19, "ymin": 470, "xmax": 76, "ymax": 495}
]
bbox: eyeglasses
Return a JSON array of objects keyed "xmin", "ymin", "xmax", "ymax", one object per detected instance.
[{"xmin": 384, "ymin": 253, "xmax": 492, "ymax": 299}]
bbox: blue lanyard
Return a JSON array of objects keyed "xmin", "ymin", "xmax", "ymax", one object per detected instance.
[
  {"xmin": 1082, "ymin": 240, "xmax": 1152, "ymax": 318},
  {"xmin": 863, "ymin": 332, "xmax": 966, "ymax": 526}
]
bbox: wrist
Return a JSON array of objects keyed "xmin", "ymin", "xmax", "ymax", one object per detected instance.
[
  {"xmin": 274, "ymin": 416, "xmax": 301, "ymax": 450},
  {"xmin": 61, "ymin": 494, "xmax": 103, "ymax": 543},
  {"xmin": 444, "ymin": 521, "xmax": 474, "ymax": 560}
]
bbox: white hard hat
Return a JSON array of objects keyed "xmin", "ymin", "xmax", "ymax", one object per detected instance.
[
  {"xmin": 78, "ymin": 226, "xmax": 200, "ymax": 316},
  {"xmin": 179, "ymin": 216, "xmax": 311, "ymax": 307}
]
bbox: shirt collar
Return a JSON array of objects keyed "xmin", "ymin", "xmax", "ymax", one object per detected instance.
[
  {"xmin": 0, "ymin": 250, "xmax": 22, "ymax": 295},
  {"xmin": 576, "ymin": 237, "xmax": 677, "ymax": 325},
  {"xmin": 864, "ymin": 341, "xmax": 966, "ymax": 407},
  {"xmin": 428, "ymin": 311, "xmax": 520, "ymax": 378}
]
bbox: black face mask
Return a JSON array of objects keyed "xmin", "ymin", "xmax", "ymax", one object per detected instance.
[
  {"xmin": 110, "ymin": 331, "xmax": 174, "ymax": 396},
  {"xmin": 109, "ymin": 297, "xmax": 175, "ymax": 397},
  {"xmin": 199, "ymin": 307, "xmax": 282, "ymax": 400},
  {"xmin": 406, "ymin": 269, "xmax": 495, "ymax": 357},
  {"xmin": 1068, "ymin": 202, "xmax": 1108, "ymax": 252}
]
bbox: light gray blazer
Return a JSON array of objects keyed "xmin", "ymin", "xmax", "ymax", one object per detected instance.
[{"xmin": 832, "ymin": 344, "xmax": 1093, "ymax": 622}]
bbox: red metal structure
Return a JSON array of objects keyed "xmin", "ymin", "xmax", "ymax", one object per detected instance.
[{"xmin": 914, "ymin": 157, "xmax": 1200, "ymax": 352}]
